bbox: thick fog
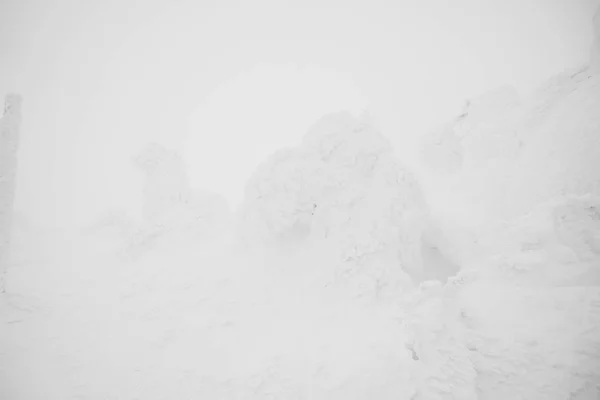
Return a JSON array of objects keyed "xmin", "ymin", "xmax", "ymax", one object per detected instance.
[
  {"xmin": 2, "ymin": 0, "xmax": 600, "ymax": 399},
  {"xmin": 1, "ymin": 0, "xmax": 596, "ymax": 228}
]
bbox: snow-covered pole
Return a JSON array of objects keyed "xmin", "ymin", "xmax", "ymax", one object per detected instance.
[
  {"xmin": 591, "ymin": 6, "xmax": 600, "ymax": 72},
  {"xmin": 0, "ymin": 94, "xmax": 22, "ymax": 293}
]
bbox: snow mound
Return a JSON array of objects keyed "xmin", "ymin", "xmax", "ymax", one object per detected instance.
[{"xmin": 398, "ymin": 280, "xmax": 479, "ymax": 399}]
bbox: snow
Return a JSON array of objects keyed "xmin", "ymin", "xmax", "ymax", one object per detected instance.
[{"xmin": 3, "ymin": 15, "xmax": 600, "ymax": 398}]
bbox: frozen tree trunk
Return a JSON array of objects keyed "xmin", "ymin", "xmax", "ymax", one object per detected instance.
[{"xmin": 0, "ymin": 94, "xmax": 22, "ymax": 293}]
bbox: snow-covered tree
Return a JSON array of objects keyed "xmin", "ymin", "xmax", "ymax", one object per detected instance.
[
  {"xmin": 239, "ymin": 111, "xmax": 429, "ymax": 296},
  {"xmin": 133, "ymin": 142, "xmax": 191, "ymax": 222},
  {"xmin": 408, "ymin": 14, "xmax": 600, "ymax": 391}
]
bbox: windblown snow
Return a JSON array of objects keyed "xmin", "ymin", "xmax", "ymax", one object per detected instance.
[{"xmin": 2, "ymin": 26, "xmax": 600, "ymax": 400}]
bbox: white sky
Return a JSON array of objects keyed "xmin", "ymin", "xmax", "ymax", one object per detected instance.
[{"xmin": 1, "ymin": 0, "xmax": 598, "ymax": 228}]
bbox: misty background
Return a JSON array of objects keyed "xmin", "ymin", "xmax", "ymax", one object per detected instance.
[{"xmin": 0, "ymin": 0, "xmax": 597, "ymax": 228}]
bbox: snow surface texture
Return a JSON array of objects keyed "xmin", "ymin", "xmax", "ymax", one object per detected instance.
[{"xmin": 3, "ymin": 16, "xmax": 600, "ymax": 398}]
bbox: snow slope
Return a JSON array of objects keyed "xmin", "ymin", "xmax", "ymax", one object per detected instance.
[{"xmin": 1, "ymin": 228, "xmax": 423, "ymax": 400}]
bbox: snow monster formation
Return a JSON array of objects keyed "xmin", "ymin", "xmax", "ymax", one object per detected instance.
[
  {"xmin": 417, "ymin": 6, "xmax": 600, "ymax": 274},
  {"xmin": 420, "ymin": 36, "xmax": 600, "ymax": 225},
  {"xmin": 126, "ymin": 142, "xmax": 230, "ymax": 254},
  {"xmin": 0, "ymin": 94, "xmax": 22, "ymax": 293},
  {"xmin": 238, "ymin": 111, "xmax": 446, "ymax": 298}
]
